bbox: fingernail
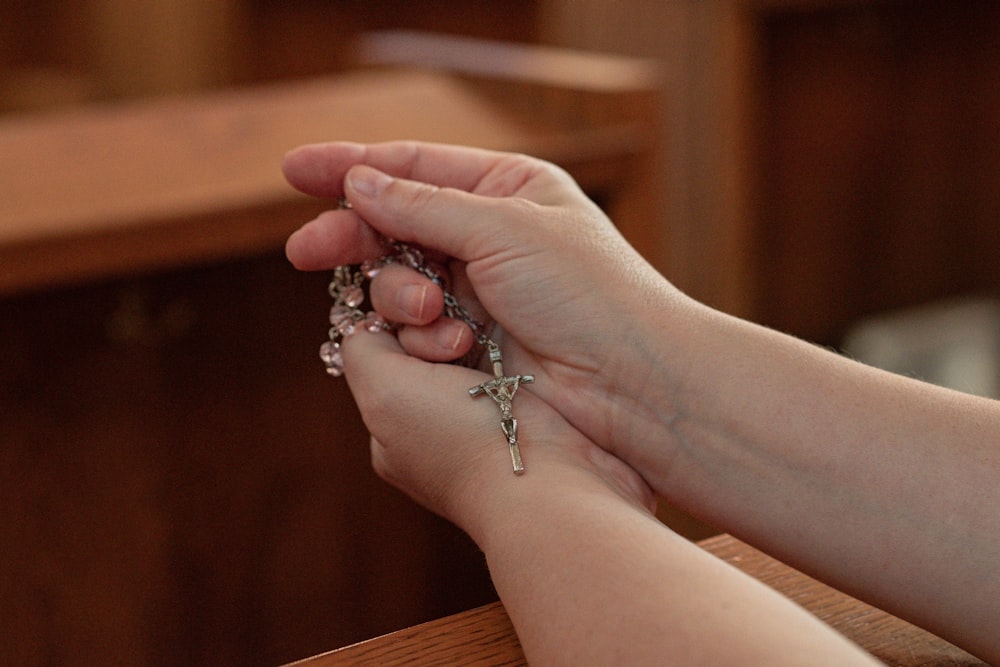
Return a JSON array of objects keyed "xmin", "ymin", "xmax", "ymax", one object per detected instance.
[
  {"xmin": 449, "ymin": 325, "xmax": 467, "ymax": 352},
  {"xmin": 348, "ymin": 165, "xmax": 393, "ymax": 199},
  {"xmin": 397, "ymin": 284, "xmax": 428, "ymax": 321}
]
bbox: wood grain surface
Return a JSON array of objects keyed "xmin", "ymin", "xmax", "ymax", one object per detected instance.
[{"xmin": 291, "ymin": 534, "xmax": 986, "ymax": 666}]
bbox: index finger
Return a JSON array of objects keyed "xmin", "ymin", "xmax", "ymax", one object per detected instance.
[{"xmin": 282, "ymin": 140, "xmax": 577, "ymax": 202}]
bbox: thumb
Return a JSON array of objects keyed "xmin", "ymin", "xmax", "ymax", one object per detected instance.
[
  {"xmin": 341, "ymin": 327, "xmax": 483, "ymax": 428},
  {"xmin": 340, "ymin": 327, "xmax": 497, "ymax": 510},
  {"xmin": 343, "ymin": 164, "xmax": 520, "ymax": 262},
  {"xmin": 340, "ymin": 325, "xmax": 418, "ymax": 410}
]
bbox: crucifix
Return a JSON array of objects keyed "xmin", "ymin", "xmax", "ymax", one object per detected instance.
[{"xmin": 469, "ymin": 342, "xmax": 534, "ymax": 475}]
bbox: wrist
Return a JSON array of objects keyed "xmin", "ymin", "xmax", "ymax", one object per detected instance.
[
  {"xmin": 588, "ymin": 280, "xmax": 702, "ymax": 467},
  {"xmin": 461, "ymin": 456, "xmax": 649, "ymax": 554},
  {"xmin": 441, "ymin": 402, "xmax": 655, "ymax": 549}
]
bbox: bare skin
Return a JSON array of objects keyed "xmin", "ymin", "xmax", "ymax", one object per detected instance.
[{"xmin": 284, "ymin": 140, "xmax": 1000, "ymax": 664}]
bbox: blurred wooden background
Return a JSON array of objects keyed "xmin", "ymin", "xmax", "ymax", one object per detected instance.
[{"xmin": 3, "ymin": 1, "xmax": 1000, "ymax": 665}]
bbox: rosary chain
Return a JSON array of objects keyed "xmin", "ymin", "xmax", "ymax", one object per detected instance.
[
  {"xmin": 321, "ymin": 240, "xmax": 492, "ymax": 377},
  {"xmin": 384, "ymin": 240, "xmax": 492, "ymax": 347},
  {"xmin": 320, "ymin": 237, "xmax": 532, "ymax": 475}
]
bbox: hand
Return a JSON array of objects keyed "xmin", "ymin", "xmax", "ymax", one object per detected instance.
[
  {"xmin": 284, "ymin": 141, "xmax": 685, "ymax": 469},
  {"xmin": 336, "ymin": 319, "xmax": 655, "ymax": 533},
  {"xmin": 286, "ymin": 144, "xmax": 1000, "ymax": 667}
]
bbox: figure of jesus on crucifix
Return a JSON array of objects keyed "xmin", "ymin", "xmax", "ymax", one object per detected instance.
[{"xmin": 469, "ymin": 342, "xmax": 534, "ymax": 474}]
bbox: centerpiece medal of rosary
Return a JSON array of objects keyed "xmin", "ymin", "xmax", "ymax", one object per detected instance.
[{"xmin": 320, "ymin": 238, "xmax": 533, "ymax": 475}]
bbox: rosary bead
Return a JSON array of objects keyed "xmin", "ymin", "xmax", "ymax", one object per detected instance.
[
  {"xmin": 342, "ymin": 286, "xmax": 365, "ymax": 309},
  {"xmin": 319, "ymin": 240, "xmax": 533, "ymax": 474},
  {"xmin": 364, "ymin": 311, "xmax": 386, "ymax": 333},
  {"xmin": 330, "ymin": 305, "xmax": 353, "ymax": 326},
  {"xmin": 319, "ymin": 341, "xmax": 345, "ymax": 377}
]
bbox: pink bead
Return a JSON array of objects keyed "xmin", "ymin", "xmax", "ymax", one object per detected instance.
[
  {"xmin": 329, "ymin": 305, "xmax": 353, "ymax": 326},
  {"xmin": 364, "ymin": 311, "xmax": 386, "ymax": 333},
  {"xmin": 319, "ymin": 341, "xmax": 345, "ymax": 376},
  {"xmin": 342, "ymin": 286, "xmax": 364, "ymax": 308}
]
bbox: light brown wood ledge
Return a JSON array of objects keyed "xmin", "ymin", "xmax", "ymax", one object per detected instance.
[
  {"xmin": 1, "ymin": 43, "xmax": 661, "ymax": 298},
  {"xmin": 288, "ymin": 534, "xmax": 986, "ymax": 667}
]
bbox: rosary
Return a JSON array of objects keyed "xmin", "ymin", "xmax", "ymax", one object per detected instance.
[{"xmin": 319, "ymin": 240, "xmax": 534, "ymax": 475}]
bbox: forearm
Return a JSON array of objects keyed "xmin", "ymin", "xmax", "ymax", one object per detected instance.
[
  {"xmin": 284, "ymin": 139, "xmax": 996, "ymax": 660},
  {"xmin": 466, "ymin": 464, "xmax": 877, "ymax": 666},
  {"xmin": 630, "ymin": 300, "xmax": 1000, "ymax": 661}
]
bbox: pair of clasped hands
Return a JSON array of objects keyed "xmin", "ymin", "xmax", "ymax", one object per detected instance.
[
  {"xmin": 284, "ymin": 141, "xmax": 670, "ymax": 530},
  {"xmin": 284, "ymin": 142, "xmax": 1000, "ymax": 665}
]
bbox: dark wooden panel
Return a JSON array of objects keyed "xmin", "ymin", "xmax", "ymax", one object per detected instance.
[
  {"xmin": 0, "ymin": 254, "xmax": 496, "ymax": 666},
  {"xmin": 755, "ymin": 0, "xmax": 1000, "ymax": 344}
]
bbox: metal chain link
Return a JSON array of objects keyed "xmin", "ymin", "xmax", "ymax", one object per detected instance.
[
  {"xmin": 323, "ymin": 237, "xmax": 530, "ymax": 474},
  {"xmin": 385, "ymin": 240, "xmax": 492, "ymax": 347}
]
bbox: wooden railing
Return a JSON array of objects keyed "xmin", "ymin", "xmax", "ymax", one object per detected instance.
[{"xmin": 288, "ymin": 534, "xmax": 986, "ymax": 666}]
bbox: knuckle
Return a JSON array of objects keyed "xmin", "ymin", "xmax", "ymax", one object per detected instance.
[{"xmin": 394, "ymin": 179, "xmax": 441, "ymax": 215}]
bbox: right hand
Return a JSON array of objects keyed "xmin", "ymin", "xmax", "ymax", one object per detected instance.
[{"xmin": 284, "ymin": 141, "xmax": 685, "ymax": 467}]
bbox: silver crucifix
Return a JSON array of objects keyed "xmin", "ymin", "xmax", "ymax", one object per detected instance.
[{"xmin": 469, "ymin": 342, "xmax": 534, "ymax": 475}]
